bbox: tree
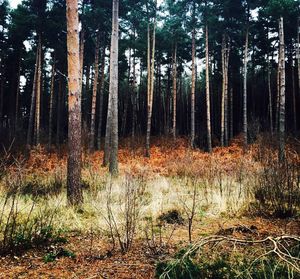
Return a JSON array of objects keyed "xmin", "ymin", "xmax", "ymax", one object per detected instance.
[
  {"xmin": 89, "ymin": 31, "xmax": 100, "ymax": 151},
  {"xmin": 104, "ymin": 0, "xmax": 119, "ymax": 174},
  {"xmin": 190, "ymin": 1, "xmax": 196, "ymax": 148},
  {"xmin": 221, "ymin": 34, "xmax": 230, "ymax": 147},
  {"xmin": 48, "ymin": 52, "xmax": 56, "ymax": 148},
  {"xmin": 205, "ymin": 25, "xmax": 212, "ymax": 153},
  {"xmin": 145, "ymin": 0, "xmax": 157, "ymax": 157},
  {"xmin": 243, "ymin": 27, "xmax": 249, "ymax": 147},
  {"xmin": 278, "ymin": 17, "xmax": 285, "ymax": 161},
  {"xmin": 66, "ymin": 0, "xmax": 83, "ymax": 205}
]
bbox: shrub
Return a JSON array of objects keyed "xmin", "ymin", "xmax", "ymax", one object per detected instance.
[
  {"xmin": 104, "ymin": 175, "xmax": 147, "ymax": 253},
  {"xmin": 0, "ymin": 193, "xmax": 64, "ymax": 255},
  {"xmin": 253, "ymin": 143, "xmax": 300, "ymax": 217}
]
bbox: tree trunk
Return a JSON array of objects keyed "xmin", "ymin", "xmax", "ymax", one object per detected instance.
[
  {"xmin": 26, "ymin": 43, "xmax": 39, "ymax": 147},
  {"xmin": 89, "ymin": 31, "xmax": 100, "ymax": 151},
  {"xmin": 224, "ymin": 42, "xmax": 230, "ymax": 146},
  {"xmin": 275, "ymin": 65, "xmax": 280, "ymax": 133},
  {"xmin": 97, "ymin": 46, "xmax": 106, "ymax": 150},
  {"xmin": 172, "ymin": 43, "xmax": 177, "ymax": 139},
  {"xmin": 267, "ymin": 52, "xmax": 273, "ymax": 135},
  {"xmin": 108, "ymin": 0, "xmax": 119, "ymax": 174},
  {"xmin": 206, "ymin": 26, "xmax": 212, "ymax": 152},
  {"xmin": 66, "ymin": 0, "xmax": 83, "ymax": 205},
  {"xmin": 48, "ymin": 52, "xmax": 56, "ymax": 148},
  {"xmin": 292, "ymin": 63, "xmax": 296, "ymax": 133},
  {"xmin": 84, "ymin": 64, "xmax": 90, "ymax": 123},
  {"xmin": 230, "ymin": 88, "xmax": 233, "ymax": 140},
  {"xmin": 221, "ymin": 34, "xmax": 231, "ymax": 147},
  {"xmin": 221, "ymin": 37, "xmax": 225, "ymax": 146},
  {"xmin": 79, "ymin": 28, "xmax": 85, "ymax": 91},
  {"xmin": 131, "ymin": 47, "xmax": 137, "ymax": 147},
  {"xmin": 34, "ymin": 34, "xmax": 42, "ymax": 145},
  {"xmin": 190, "ymin": 26, "xmax": 196, "ymax": 148},
  {"xmin": 56, "ymin": 77, "xmax": 62, "ymax": 146},
  {"xmin": 243, "ymin": 28, "xmax": 249, "ymax": 147},
  {"xmin": 145, "ymin": 17, "xmax": 156, "ymax": 157},
  {"xmin": 278, "ymin": 17, "xmax": 286, "ymax": 161},
  {"xmin": 15, "ymin": 57, "xmax": 21, "ymax": 132},
  {"xmin": 122, "ymin": 48, "xmax": 131, "ymax": 136}
]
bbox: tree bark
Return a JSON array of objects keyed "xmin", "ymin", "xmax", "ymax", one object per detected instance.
[
  {"xmin": 292, "ymin": 63, "xmax": 296, "ymax": 133},
  {"xmin": 108, "ymin": 0, "xmax": 119, "ymax": 174},
  {"xmin": 89, "ymin": 31, "xmax": 100, "ymax": 151},
  {"xmin": 145, "ymin": 15, "xmax": 156, "ymax": 157},
  {"xmin": 122, "ymin": 48, "xmax": 131, "ymax": 136},
  {"xmin": 205, "ymin": 26, "xmax": 212, "ymax": 152},
  {"xmin": 172, "ymin": 43, "xmax": 177, "ymax": 139},
  {"xmin": 34, "ymin": 34, "xmax": 42, "ymax": 146},
  {"xmin": 66, "ymin": 0, "xmax": 83, "ymax": 205},
  {"xmin": 56, "ymin": 77, "xmax": 62, "ymax": 146},
  {"xmin": 221, "ymin": 35, "xmax": 230, "ymax": 147},
  {"xmin": 26, "ymin": 43, "xmax": 39, "ymax": 147},
  {"xmin": 267, "ymin": 49, "xmax": 273, "ymax": 135},
  {"xmin": 243, "ymin": 28, "xmax": 249, "ymax": 147},
  {"xmin": 278, "ymin": 17, "xmax": 286, "ymax": 161},
  {"xmin": 15, "ymin": 56, "xmax": 21, "ymax": 132},
  {"xmin": 230, "ymin": 88, "xmax": 233, "ymax": 140},
  {"xmin": 97, "ymin": 45, "xmax": 106, "ymax": 150},
  {"xmin": 275, "ymin": 65, "xmax": 280, "ymax": 132},
  {"xmin": 131, "ymin": 47, "xmax": 137, "ymax": 147},
  {"xmin": 190, "ymin": 26, "xmax": 196, "ymax": 148},
  {"xmin": 79, "ymin": 28, "xmax": 85, "ymax": 91},
  {"xmin": 48, "ymin": 52, "xmax": 56, "ymax": 148}
]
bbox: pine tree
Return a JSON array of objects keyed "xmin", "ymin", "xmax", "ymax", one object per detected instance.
[{"xmin": 66, "ymin": 0, "xmax": 83, "ymax": 205}]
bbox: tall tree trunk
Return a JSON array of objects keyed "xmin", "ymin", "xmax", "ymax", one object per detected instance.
[
  {"xmin": 66, "ymin": 0, "xmax": 83, "ymax": 205},
  {"xmin": 97, "ymin": 46, "xmax": 106, "ymax": 150},
  {"xmin": 292, "ymin": 63, "xmax": 296, "ymax": 133},
  {"xmin": 221, "ymin": 35, "xmax": 230, "ymax": 147},
  {"xmin": 172, "ymin": 43, "xmax": 177, "ymax": 139},
  {"xmin": 221, "ymin": 36, "xmax": 225, "ymax": 146},
  {"xmin": 131, "ymin": 48, "xmax": 137, "ymax": 146},
  {"xmin": 89, "ymin": 31, "xmax": 100, "ymax": 151},
  {"xmin": 56, "ymin": 77, "xmax": 62, "ymax": 146},
  {"xmin": 267, "ymin": 52, "xmax": 273, "ymax": 135},
  {"xmin": 15, "ymin": 56, "xmax": 21, "ymax": 132},
  {"xmin": 84, "ymin": 64, "xmax": 90, "ymax": 123},
  {"xmin": 34, "ymin": 34, "xmax": 42, "ymax": 145},
  {"xmin": 48, "ymin": 52, "xmax": 56, "ymax": 148},
  {"xmin": 26, "ymin": 44, "xmax": 39, "ymax": 147},
  {"xmin": 145, "ymin": 16, "xmax": 156, "ymax": 157},
  {"xmin": 230, "ymin": 88, "xmax": 233, "ymax": 140},
  {"xmin": 122, "ymin": 48, "xmax": 131, "ymax": 136},
  {"xmin": 278, "ymin": 17, "xmax": 286, "ymax": 161},
  {"xmin": 243, "ymin": 28, "xmax": 249, "ymax": 147},
  {"xmin": 108, "ymin": 0, "xmax": 119, "ymax": 174},
  {"xmin": 79, "ymin": 28, "xmax": 85, "ymax": 92},
  {"xmin": 206, "ymin": 26, "xmax": 212, "ymax": 152},
  {"xmin": 275, "ymin": 65, "xmax": 280, "ymax": 132},
  {"xmin": 190, "ymin": 26, "xmax": 196, "ymax": 148},
  {"xmin": 224, "ymin": 44, "xmax": 230, "ymax": 146}
]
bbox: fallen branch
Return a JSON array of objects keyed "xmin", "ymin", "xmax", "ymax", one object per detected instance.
[{"xmin": 159, "ymin": 235, "xmax": 300, "ymax": 279}]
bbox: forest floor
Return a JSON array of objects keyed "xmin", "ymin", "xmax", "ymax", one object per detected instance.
[
  {"xmin": 0, "ymin": 136, "xmax": 299, "ymax": 278},
  {"xmin": 0, "ymin": 217, "xmax": 299, "ymax": 279}
]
